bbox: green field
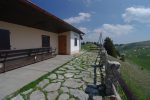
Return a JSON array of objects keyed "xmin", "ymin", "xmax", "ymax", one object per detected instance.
[
  {"xmin": 123, "ymin": 48, "xmax": 150, "ymax": 70},
  {"xmin": 117, "ymin": 40, "xmax": 150, "ymax": 100},
  {"xmin": 120, "ymin": 59, "xmax": 150, "ymax": 100},
  {"xmin": 109, "ymin": 52, "xmax": 150, "ymax": 100},
  {"xmin": 81, "ymin": 43, "xmax": 97, "ymax": 51}
]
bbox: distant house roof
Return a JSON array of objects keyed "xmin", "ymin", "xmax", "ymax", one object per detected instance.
[{"xmin": 0, "ymin": 0, "xmax": 84, "ymax": 38}]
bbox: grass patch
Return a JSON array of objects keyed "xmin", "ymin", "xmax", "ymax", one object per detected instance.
[
  {"xmin": 120, "ymin": 62, "xmax": 150, "ymax": 100},
  {"xmin": 116, "ymin": 82, "xmax": 128, "ymax": 100},
  {"xmin": 116, "ymin": 47, "xmax": 150, "ymax": 99},
  {"xmin": 81, "ymin": 43, "xmax": 97, "ymax": 52},
  {"xmin": 122, "ymin": 48, "xmax": 150, "ymax": 70},
  {"xmin": 109, "ymin": 55, "xmax": 150, "ymax": 100}
]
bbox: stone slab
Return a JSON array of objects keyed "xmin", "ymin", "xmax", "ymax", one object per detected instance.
[{"xmin": 0, "ymin": 55, "xmax": 73, "ymax": 99}]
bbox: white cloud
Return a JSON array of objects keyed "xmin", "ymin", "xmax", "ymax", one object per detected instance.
[
  {"xmin": 78, "ymin": 27, "xmax": 90, "ymax": 33},
  {"xmin": 84, "ymin": 32, "xmax": 101, "ymax": 42},
  {"xmin": 101, "ymin": 24, "xmax": 134, "ymax": 35},
  {"xmin": 123, "ymin": 7, "xmax": 150, "ymax": 23},
  {"xmin": 64, "ymin": 12, "xmax": 91, "ymax": 24},
  {"xmin": 93, "ymin": 28, "xmax": 102, "ymax": 34},
  {"xmin": 93, "ymin": 24, "xmax": 133, "ymax": 36},
  {"xmin": 83, "ymin": 24, "xmax": 134, "ymax": 42}
]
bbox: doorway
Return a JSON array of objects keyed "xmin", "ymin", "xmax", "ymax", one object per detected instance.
[{"xmin": 58, "ymin": 35, "xmax": 67, "ymax": 55}]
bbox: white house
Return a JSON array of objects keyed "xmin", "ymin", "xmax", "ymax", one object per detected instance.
[
  {"xmin": 0, "ymin": 0, "xmax": 84, "ymax": 55},
  {"xmin": 0, "ymin": 0, "xmax": 84, "ymax": 73}
]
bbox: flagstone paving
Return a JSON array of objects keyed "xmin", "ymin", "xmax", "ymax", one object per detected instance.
[{"xmin": 6, "ymin": 52, "xmax": 102, "ymax": 100}]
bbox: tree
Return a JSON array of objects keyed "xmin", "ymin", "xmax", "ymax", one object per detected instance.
[
  {"xmin": 81, "ymin": 42, "xmax": 85, "ymax": 45},
  {"xmin": 120, "ymin": 54, "xmax": 125, "ymax": 61},
  {"xmin": 103, "ymin": 37, "xmax": 117, "ymax": 58},
  {"xmin": 116, "ymin": 49, "xmax": 120, "ymax": 57}
]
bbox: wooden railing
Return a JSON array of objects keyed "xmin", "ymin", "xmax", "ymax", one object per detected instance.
[
  {"xmin": 0, "ymin": 47, "xmax": 56, "ymax": 62},
  {"xmin": 115, "ymin": 71, "xmax": 137, "ymax": 100},
  {"xmin": 0, "ymin": 47, "xmax": 56, "ymax": 73}
]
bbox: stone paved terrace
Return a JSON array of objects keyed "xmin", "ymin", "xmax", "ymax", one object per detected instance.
[
  {"xmin": 0, "ymin": 55, "xmax": 73, "ymax": 99},
  {"xmin": 5, "ymin": 52, "xmax": 102, "ymax": 100}
]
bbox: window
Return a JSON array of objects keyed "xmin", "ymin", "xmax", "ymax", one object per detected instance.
[
  {"xmin": 0, "ymin": 29, "xmax": 10, "ymax": 50},
  {"xmin": 42, "ymin": 35, "xmax": 50, "ymax": 47},
  {"xmin": 74, "ymin": 38, "xmax": 77, "ymax": 46}
]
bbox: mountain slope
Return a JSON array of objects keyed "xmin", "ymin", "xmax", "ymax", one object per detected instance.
[{"xmin": 118, "ymin": 40, "xmax": 150, "ymax": 50}]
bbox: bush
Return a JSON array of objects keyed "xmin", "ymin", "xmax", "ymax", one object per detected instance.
[
  {"xmin": 120, "ymin": 54, "xmax": 125, "ymax": 61},
  {"xmin": 103, "ymin": 37, "xmax": 117, "ymax": 58}
]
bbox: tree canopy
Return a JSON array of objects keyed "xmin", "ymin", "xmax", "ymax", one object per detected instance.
[{"xmin": 103, "ymin": 37, "xmax": 117, "ymax": 58}]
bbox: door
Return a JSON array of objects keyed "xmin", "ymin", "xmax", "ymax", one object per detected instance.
[
  {"xmin": 0, "ymin": 29, "xmax": 10, "ymax": 50},
  {"xmin": 58, "ymin": 35, "xmax": 67, "ymax": 55}
]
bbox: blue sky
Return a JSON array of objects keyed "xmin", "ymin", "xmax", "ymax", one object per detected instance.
[{"xmin": 31, "ymin": 0, "xmax": 150, "ymax": 44}]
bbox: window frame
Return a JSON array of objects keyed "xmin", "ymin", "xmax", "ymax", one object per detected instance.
[
  {"xmin": 42, "ymin": 35, "xmax": 50, "ymax": 48},
  {"xmin": 74, "ymin": 38, "xmax": 78, "ymax": 46}
]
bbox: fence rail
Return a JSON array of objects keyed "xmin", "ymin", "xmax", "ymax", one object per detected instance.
[
  {"xmin": 0, "ymin": 47, "xmax": 56, "ymax": 62},
  {"xmin": 115, "ymin": 71, "xmax": 137, "ymax": 100},
  {"xmin": 0, "ymin": 47, "xmax": 56, "ymax": 73}
]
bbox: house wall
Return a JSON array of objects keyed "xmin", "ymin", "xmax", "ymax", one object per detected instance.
[
  {"xmin": 59, "ymin": 31, "xmax": 81, "ymax": 55},
  {"xmin": 70, "ymin": 31, "xmax": 80, "ymax": 54},
  {"xmin": 0, "ymin": 21, "xmax": 58, "ymax": 53}
]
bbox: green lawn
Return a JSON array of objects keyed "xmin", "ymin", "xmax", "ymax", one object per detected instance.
[
  {"xmin": 123, "ymin": 48, "xmax": 150, "ymax": 70},
  {"xmin": 121, "ymin": 62, "xmax": 150, "ymax": 100},
  {"xmin": 111, "ymin": 46, "xmax": 150, "ymax": 100},
  {"xmin": 110, "ymin": 55, "xmax": 150, "ymax": 100},
  {"xmin": 123, "ymin": 48, "xmax": 150, "ymax": 100},
  {"xmin": 81, "ymin": 43, "xmax": 97, "ymax": 51}
]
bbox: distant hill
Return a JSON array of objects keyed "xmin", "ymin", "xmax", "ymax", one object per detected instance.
[
  {"xmin": 116, "ymin": 40, "xmax": 150, "ymax": 70},
  {"xmin": 114, "ymin": 40, "xmax": 150, "ymax": 100},
  {"xmin": 117, "ymin": 40, "xmax": 150, "ymax": 50}
]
